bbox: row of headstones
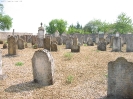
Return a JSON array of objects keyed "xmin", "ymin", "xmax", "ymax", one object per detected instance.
[
  {"xmin": 1, "ymin": 49, "xmax": 133, "ymax": 98},
  {"xmin": 97, "ymin": 35, "xmax": 133, "ymax": 52}
]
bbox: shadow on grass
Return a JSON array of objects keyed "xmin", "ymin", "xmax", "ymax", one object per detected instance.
[{"xmin": 5, "ymin": 81, "xmax": 43, "ymax": 93}]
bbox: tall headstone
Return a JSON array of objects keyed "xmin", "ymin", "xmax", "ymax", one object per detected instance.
[
  {"xmin": 108, "ymin": 57, "xmax": 133, "ymax": 98},
  {"xmin": 51, "ymin": 41, "xmax": 58, "ymax": 51},
  {"xmin": 87, "ymin": 37, "xmax": 94, "ymax": 46},
  {"xmin": 32, "ymin": 49, "xmax": 54, "ymax": 86},
  {"xmin": 126, "ymin": 35, "xmax": 133, "ymax": 52},
  {"xmin": 44, "ymin": 36, "xmax": 51, "ymax": 51},
  {"xmin": 56, "ymin": 36, "xmax": 63, "ymax": 45},
  {"xmin": 66, "ymin": 37, "xmax": 73, "ymax": 49},
  {"xmin": 17, "ymin": 38, "xmax": 24, "ymax": 49},
  {"xmin": 37, "ymin": 22, "xmax": 45, "ymax": 48},
  {"xmin": 71, "ymin": 36, "xmax": 80, "ymax": 52},
  {"xmin": 8, "ymin": 36, "xmax": 17, "ymax": 55},
  {"xmin": 112, "ymin": 37, "xmax": 121, "ymax": 52}
]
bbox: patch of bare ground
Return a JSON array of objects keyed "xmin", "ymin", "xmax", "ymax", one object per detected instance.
[{"xmin": 0, "ymin": 44, "xmax": 132, "ymax": 99}]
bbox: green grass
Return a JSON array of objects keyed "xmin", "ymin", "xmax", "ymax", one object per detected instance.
[
  {"xmin": 64, "ymin": 52, "xmax": 73, "ymax": 60},
  {"xmin": 96, "ymin": 49, "xmax": 100, "ymax": 52},
  {"xmin": 66, "ymin": 75, "xmax": 74, "ymax": 84},
  {"xmin": 83, "ymin": 44, "xmax": 87, "ymax": 46},
  {"xmin": 15, "ymin": 62, "xmax": 24, "ymax": 66}
]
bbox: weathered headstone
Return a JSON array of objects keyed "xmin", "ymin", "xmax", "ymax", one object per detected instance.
[
  {"xmin": 71, "ymin": 45, "xmax": 80, "ymax": 52},
  {"xmin": 56, "ymin": 36, "xmax": 63, "ymax": 45},
  {"xmin": 66, "ymin": 37, "xmax": 73, "ymax": 49},
  {"xmin": 87, "ymin": 37, "xmax": 94, "ymax": 46},
  {"xmin": 112, "ymin": 37, "xmax": 121, "ymax": 52},
  {"xmin": 37, "ymin": 23, "xmax": 45, "ymax": 48},
  {"xmin": 8, "ymin": 36, "xmax": 17, "ymax": 55},
  {"xmin": 54, "ymin": 30, "xmax": 59, "ymax": 37},
  {"xmin": 108, "ymin": 57, "xmax": 133, "ymax": 98},
  {"xmin": 32, "ymin": 49, "xmax": 54, "ymax": 86},
  {"xmin": 126, "ymin": 35, "xmax": 133, "ymax": 52},
  {"xmin": 32, "ymin": 35, "xmax": 37, "ymax": 45},
  {"xmin": 44, "ymin": 36, "xmax": 51, "ymax": 51},
  {"xmin": 73, "ymin": 36, "xmax": 78, "ymax": 45},
  {"xmin": 110, "ymin": 36, "xmax": 114, "ymax": 48},
  {"xmin": 17, "ymin": 38, "xmax": 24, "ymax": 49},
  {"xmin": 97, "ymin": 38, "xmax": 106, "ymax": 51},
  {"xmin": 51, "ymin": 41, "xmax": 58, "ymax": 51}
]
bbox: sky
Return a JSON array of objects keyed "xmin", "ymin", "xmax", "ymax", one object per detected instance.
[{"xmin": 0, "ymin": 0, "xmax": 133, "ymax": 34}]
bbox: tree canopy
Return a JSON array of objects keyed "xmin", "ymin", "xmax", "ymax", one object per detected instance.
[
  {"xmin": 0, "ymin": 4, "xmax": 13, "ymax": 31},
  {"xmin": 46, "ymin": 19, "xmax": 67, "ymax": 34}
]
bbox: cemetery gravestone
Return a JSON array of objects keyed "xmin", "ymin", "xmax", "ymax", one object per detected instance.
[
  {"xmin": 56, "ymin": 36, "xmax": 63, "ymax": 45},
  {"xmin": 108, "ymin": 57, "xmax": 133, "ymax": 98},
  {"xmin": 8, "ymin": 36, "xmax": 17, "ymax": 55},
  {"xmin": 112, "ymin": 37, "xmax": 121, "ymax": 52},
  {"xmin": 51, "ymin": 41, "xmax": 58, "ymax": 51},
  {"xmin": 126, "ymin": 35, "xmax": 133, "ymax": 52},
  {"xmin": 32, "ymin": 49, "xmax": 54, "ymax": 86},
  {"xmin": 71, "ymin": 37, "xmax": 80, "ymax": 52},
  {"xmin": 97, "ymin": 38, "xmax": 106, "ymax": 51},
  {"xmin": 17, "ymin": 38, "xmax": 24, "ymax": 49},
  {"xmin": 44, "ymin": 36, "xmax": 51, "ymax": 51},
  {"xmin": 66, "ymin": 37, "xmax": 73, "ymax": 49},
  {"xmin": 87, "ymin": 37, "xmax": 94, "ymax": 46}
]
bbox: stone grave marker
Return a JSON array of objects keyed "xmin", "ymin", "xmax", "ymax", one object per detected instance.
[
  {"xmin": 51, "ymin": 41, "xmax": 58, "ymax": 51},
  {"xmin": 71, "ymin": 36, "xmax": 80, "ymax": 52},
  {"xmin": 112, "ymin": 37, "xmax": 121, "ymax": 52},
  {"xmin": 108, "ymin": 57, "xmax": 133, "ymax": 98},
  {"xmin": 32, "ymin": 49, "xmax": 54, "ymax": 86},
  {"xmin": 17, "ymin": 38, "xmax": 24, "ymax": 49},
  {"xmin": 8, "ymin": 36, "xmax": 17, "ymax": 55},
  {"xmin": 126, "ymin": 35, "xmax": 133, "ymax": 52},
  {"xmin": 97, "ymin": 38, "xmax": 106, "ymax": 51},
  {"xmin": 44, "ymin": 36, "xmax": 51, "ymax": 51},
  {"xmin": 87, "ymin": 37, "xmax": 94, "ymax": 46},
  {"xmin": 56, "ymin": 36, "xmax": 63, "ymax": 45},
  {"xmin": 66, "ymin": 37, "xmax": 73, "ymax": 49}
]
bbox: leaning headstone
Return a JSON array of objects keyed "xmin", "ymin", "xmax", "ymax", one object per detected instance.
[
  {"xmin": 17, "ymin": 38, "xmax": 24, "ymax": 49},
  {"xmin": 44, "ymin": 36, "xmax": 51, "ymax": 51},
  {"xmin": 0, "ymin": 50, "xmax": 6, "ymax": 80},
  {"xmin": 32, "ymin": 49, "xmax": 54, "ymax": 86},
  {"xmin": 97, "ymin": 38, "xmax": 106, "ymax": 51},
  {"xmin": 8, "ymin": 36, "xmax": 17, "ymax": 55},
  {"xmin": 112, "ymin": 37, "xmax": 121, "ymax": 52},
  {"xmin": 108, "ymin": 57, "xmax": 133, "ymax": 99}
]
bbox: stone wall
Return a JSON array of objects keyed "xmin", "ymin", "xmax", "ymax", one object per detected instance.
[{"xmin": 0, "ymin": 32, "xmax": 33, "ymax": 40}]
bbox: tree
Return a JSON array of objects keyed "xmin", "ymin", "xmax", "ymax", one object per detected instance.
[
  {"xmin": 83, "ymin": 19, "xmax": 103, "ymax": 34},
  {"xmin": 46, "ymin": 19, "xmax": 67, "ymax": 34},
  {"xmin": 114, "ymin": 12, "xmax": 133, "ymax": 34},
  {"xmin": 0, "ymin": 4, "xmax": 13, "ymax": 31}
]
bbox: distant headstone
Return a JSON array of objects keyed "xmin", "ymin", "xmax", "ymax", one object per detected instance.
[
  {"xmin": 37, "ymin": 23, "xmax": 44, "ymax": 48},
  {"xmin": 44, "ymin": 36, "xmax": 51, "ymax": 51},
  {"xmin": 66, "ymin": 37, "xmax": 73, "ymax": 49},
  {"xmin": 87, "ymin": 37, "xmax": 94, "ymax": 46},
  {"xmin": 56, "ymin": 36, "xmax": 63, "ymax": 45},
  {"xmin": 32, "ymin": 49, "xmax": 54, "ymax": 86},
  {"xmin": 97, "ymin": 38, "xmax": 106, "ymax": 51},
  {"xmin": 126, "ymin": 35, "xmax": 133, "ymax": 52},
  {"xmin": 54, "ymin": 30, "xmax": 59, "ymax": 37},
  {"xmin": 108, "ymin": 57, "xmax": 133, "ymax": 98},
  {"xmin": 110, "ymin": 36, "xmax": 114, "ymax": 48},
  {"xmin": 8, "ymin": 36, "xmax": 17, "ymax": 55},
  {"xmin": 51, "ymin": 41, "xmax": 58, "ymax": 51},
  {"xmin": 112, "ymin": 37, "xmax": 121, "ymax": 52},
  {"xmin": 71, "ymin": 45, "xmax": 80, "ymax": 52},
  {"xmin": 17, "ymin": 38, "xmax": 24, "ymax": 49}
]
